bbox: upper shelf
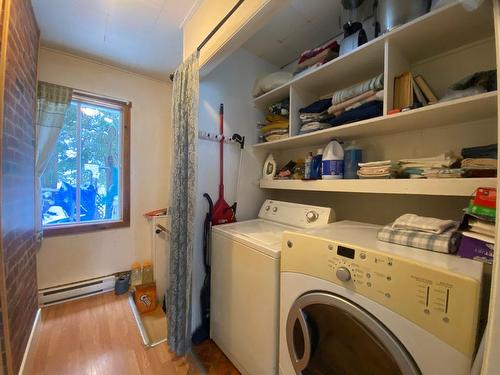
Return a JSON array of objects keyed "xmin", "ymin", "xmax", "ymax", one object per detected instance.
[
  {"xmin": 254, "ymin": 91, "xmax": 497, "ymax": 151},
  {"xmin": 387, "ymin": 0, "xmax": 494, "ymax": 63},
  {"xmin": 252, "ymin": 0, "xmax": 494, "ymax": 107}
]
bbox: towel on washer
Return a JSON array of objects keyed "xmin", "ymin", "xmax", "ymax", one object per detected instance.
[
  {"xmin": 391, "ymin": 213, "xmax": 458, "ymax": 234},
  {"xmin": 377, "ymin": 225, "xmax": 461, "ymax": 254}
]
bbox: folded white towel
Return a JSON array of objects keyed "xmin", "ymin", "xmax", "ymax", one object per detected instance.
[{"xmin": 392, "ymin": 214, "xmax": 458, "ymax": 234}]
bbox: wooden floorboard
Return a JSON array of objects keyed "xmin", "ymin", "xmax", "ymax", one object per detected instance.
[
  {"xmin": 23, "ymin": 292, "xmax": 239, "ymax": 375},
  {"xmin": 192, "ymin": 340, "xmax": 240, "ymax": 375},
  {"xmin": 24, "ymin": 292, "xmax": 193, "ymax": 374}
]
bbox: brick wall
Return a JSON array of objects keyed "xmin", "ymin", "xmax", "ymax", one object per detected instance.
[{"xmin": 0, "ymin": 0, "xmax": 39, "ymax": 374}]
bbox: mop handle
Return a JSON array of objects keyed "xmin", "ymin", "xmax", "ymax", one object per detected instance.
[{"xmin": 219, "ymin": 103, "xmax": 224, "ymax": 199}]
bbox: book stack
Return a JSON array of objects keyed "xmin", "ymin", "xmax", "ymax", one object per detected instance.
[
  {"xmin": 458, "ymin": 187, "xmax": 496, "ymax": 264},
  {"xmin": 393, "ymin": 72, "xmax": 438, "ymax": 112}
]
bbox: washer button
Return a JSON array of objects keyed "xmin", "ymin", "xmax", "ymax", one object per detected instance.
[
  {"xmin": 366, "ymin": 273, "xmax": 371, "ymax": 279},
  {"xmin": 272, "ymin": 207, "xmax": 278, "ymax": 213},
  {"xmin": 443, "ymin": 317, "xmax": 450, "ymax": 323},
  {"xmin": 367, "ymin": 282, "xmax": 372, "ymax": 287},
  {"xmin": 360, "ymin": 253, "xmax": 366, "ymax": 260}
]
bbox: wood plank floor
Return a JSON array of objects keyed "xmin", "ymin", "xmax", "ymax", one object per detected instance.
[{"xmin": 24, "ymin": 292, "xmax": 238, "ymax": 375}]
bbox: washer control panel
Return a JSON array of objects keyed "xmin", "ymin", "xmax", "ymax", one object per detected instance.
[
  {"xmin": 258, "ymin": 200, "xmax": 334, "ymax": 228},
  {"xmin": 281, "ymin": 232, "xmax": 481, "ymax": 357}
]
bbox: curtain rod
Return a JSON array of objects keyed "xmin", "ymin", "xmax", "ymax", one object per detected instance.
[
  {"xmin": 39, "ymin": 81, "xmax": 131, "ymax": 105},
  {"xmin": 169, "ymin": 0, "xmax": 245, "ymax": 81}
]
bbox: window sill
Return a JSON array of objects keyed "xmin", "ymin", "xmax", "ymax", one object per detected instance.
[{"xmin": 43, "ymin": 219, "xmax": 130, "ymax": 237}]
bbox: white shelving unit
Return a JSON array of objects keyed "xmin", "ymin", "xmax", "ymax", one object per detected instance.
[
  {"xmin": 260, "ymin": 178, "xmax": 496, "ymax": 197},
  {"xmin": 252, "ymin": 0, "xmax": 497, "ymax": 196}
]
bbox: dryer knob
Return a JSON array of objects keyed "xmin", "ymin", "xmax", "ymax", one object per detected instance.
[
  {"xmin": 306, "ymin": 210, "xmax": 319, "ymax": 223},
  {"xmin": 336, "ymin": 267, "xmax": 351, "ymax": 282}
]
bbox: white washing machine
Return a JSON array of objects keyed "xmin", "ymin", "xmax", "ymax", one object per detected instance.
[
  {"xmin": 280, "ymin": 221, "xmax": 484, "ymax": 375},
  {"xmin": 211, "ymin": 200, "xmax": 334, "ymax": 375}
]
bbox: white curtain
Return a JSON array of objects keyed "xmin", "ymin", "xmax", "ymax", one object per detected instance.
[
  {"xmin": 168, "ymin": 51, "xmax": 199, "ymax": 356},
  {"xmin": 35, "ymin": 81, "xmax": 73, "ymax": 239}
]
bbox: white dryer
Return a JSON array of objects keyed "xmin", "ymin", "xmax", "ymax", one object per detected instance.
[
  {"xmin": 280, "ymin": 221, "xmax": 484, "ymax": 375},
  {"xmin": 211, "ymin": 200, "xmax": 334, "ymax": 375}
]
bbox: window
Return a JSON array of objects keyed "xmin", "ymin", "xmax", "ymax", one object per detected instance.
[{"xmin": 41, "ymin": 92, "xmax": 130, "ymax": 235}]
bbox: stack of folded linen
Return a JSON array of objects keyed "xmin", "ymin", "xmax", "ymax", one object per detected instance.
[
  {"xmin": 294, "ymin": 40, "xmax": 340, "ymax": 77},
  {"xmin": 378, "ymin": 213, "xmax": 461, "ymax": 254},
  {"xmin": 399, "ymin": 153, "xmax": 460, "ymax": 178},
  {"xmin": 461, "ymin": 143, "xmax": 497, "ymax": 177},
  {"xmin": 324, "ymin": 74, "xmax": 384, "ymax": 127},
  {"xmin": 259, "ymin": 114, "xmax": 289, "ymax": 142},
  {"xmin": 298, "ymin": 98, "xmax": 333, "ymax": 135},
  {"xmin": 328, "ymin": 89, "xmax": 384, "ymax": 117},
  {"xmin": 357, "ymin": 160, "xmax": 399, "ymax": 179},
  {"xmin": 461, "ymin": 159, "xmax": 497, "ymax": 177}
]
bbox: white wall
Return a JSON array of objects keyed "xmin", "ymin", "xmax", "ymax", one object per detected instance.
[
  {"xmin": 37, "ymin": 47, "xmax": 172, "ymax": 289},
  {"xmin": 191, "ymin": 48, "xmax": 276, "ymax": 332}
]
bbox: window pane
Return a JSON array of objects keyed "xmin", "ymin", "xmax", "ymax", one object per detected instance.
[
  {"xmin": 41, "ymin": 102, "xmax": 78, "ymax": 226},
  {"xmin": 41, "ymin": 98, "xmax": 124, "ymax": 229},
  {"xmin": 79, "ymin": 103, "xmax": 121, "ymax": 222}
]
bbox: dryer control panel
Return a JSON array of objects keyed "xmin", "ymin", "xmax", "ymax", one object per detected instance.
[
  {"xmin": 258, "ymin": 200, "xmax": 334, "ymax": 228},
  {"xmin": 281, "ymin": 231, "xmax": 481, "ymax": 357}
]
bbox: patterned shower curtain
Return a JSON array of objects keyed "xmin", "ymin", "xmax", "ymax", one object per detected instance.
[{"xmin": 168, "ymin": 52, "xmax": 199, "ymax": 356}]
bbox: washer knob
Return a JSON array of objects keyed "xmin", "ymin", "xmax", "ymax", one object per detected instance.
[
  {"xmin": 306, "ymin": 210, "xmax": 319, "ymax": 223},
  {"xmin": 265, "ymin": 205, "xmax": 270, "ymax": 211},
  {"xmin": 272, "ymin": 207, "xmax": 278, "ymax": 213},
  {"xmin": 336, "ymin": 267, "xmax": 351, "ymax": 282}
]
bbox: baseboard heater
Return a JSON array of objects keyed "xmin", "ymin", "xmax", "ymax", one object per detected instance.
[{"xmin": 38, "ymin": 275, "xmax": 116, "ymax": 306}]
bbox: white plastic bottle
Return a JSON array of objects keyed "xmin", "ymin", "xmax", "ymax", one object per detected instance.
[
  {"xmin": 322, "ymin": 140, "xmax": 344, "ymax": 179},
  {"xmin": 304, "ymin": 152, "xmax": 313, "ymax": 179},
  {"xmin": 262, "ymin": 154, "xmax": 276, "ymax": 180}
]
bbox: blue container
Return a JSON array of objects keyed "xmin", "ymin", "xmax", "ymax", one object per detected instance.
[
  {"xmin": 344, "ymin": 142, "xmax": 362, "ymax": 179},
  {"xmin": 310, "ymin": 149, "xmax": 323, "ymax": 179}
]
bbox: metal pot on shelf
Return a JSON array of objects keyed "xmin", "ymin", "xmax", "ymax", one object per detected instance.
[{"xmin": 375, "ymin": 0, "xmax": 432, "ymax": 36}]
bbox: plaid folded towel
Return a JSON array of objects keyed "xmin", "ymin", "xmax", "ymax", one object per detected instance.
[
  {"xmin": 392, "ymin": 213, "xmax": 458, "ymax": 234},
  {"xmin": 377, "ymin": 225, "xmax": 461, "ymax": 254}
]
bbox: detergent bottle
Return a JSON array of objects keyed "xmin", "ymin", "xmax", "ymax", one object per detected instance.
[{"xmin": 322, "ymin": 140, "xmax": 344, "ymax": 179}]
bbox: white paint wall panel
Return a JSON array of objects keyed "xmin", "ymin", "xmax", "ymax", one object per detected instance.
[{"xmin": 37, "ymin": 48, "xmax": 172, "ymax": 288}]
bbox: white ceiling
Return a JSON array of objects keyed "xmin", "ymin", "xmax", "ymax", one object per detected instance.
[
  {"xmin": 31, "ymin": 0, "xmax": 200, "ymax": 81},
  {"xmin": 243, "ymin": 0, "xmax": 374, "ymax": 68}
]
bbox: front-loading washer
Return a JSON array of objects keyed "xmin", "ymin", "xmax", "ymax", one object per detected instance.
[
  {"xmin": 280, "ymin": 221, "xmax": 484, "ymax": 375},
  {"xmin": 211, "ymin": 200, "xmax": 334, "ymax": 375}
]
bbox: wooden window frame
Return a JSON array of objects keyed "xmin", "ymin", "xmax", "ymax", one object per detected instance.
[{"xmin": 44, "ymin": 91, "xmax": 131, "ymax": 237}]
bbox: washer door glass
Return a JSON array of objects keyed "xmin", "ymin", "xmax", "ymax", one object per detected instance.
[{"xmin": 286, "ymin": 292, "xmax": 421, "ymax": 375}]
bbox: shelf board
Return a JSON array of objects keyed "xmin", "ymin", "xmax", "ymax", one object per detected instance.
[
  {"xmin": 253, "ymin": 91, "xmax": 497, "ymax": 151},
  {"xmin": 253, "ymin": 83, "xmax": 290, "ymax": 108},
  {"xmin": 260, "ymin": 178, "xmax": 497, "ymax": 197}
]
